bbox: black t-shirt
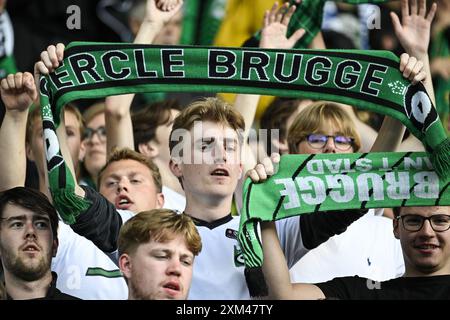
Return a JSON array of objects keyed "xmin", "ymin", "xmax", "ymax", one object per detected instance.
[{"xmin": 317, "ymin": 275, "xmax": 450, "ymax": 300}]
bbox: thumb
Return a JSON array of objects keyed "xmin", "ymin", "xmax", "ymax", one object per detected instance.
[
  {"xmin": 270, "ymin": 152, "xmax": 281, "ymax": 174},
  {"xmin": 23, "ymin": 72, "xmax": 38, "ymax": 101},
  {"xmin": 389, "ymin": 11, "xmax": 402, "ymax": 36},
  {"xmin": 288, "ymin": 28, "xmax": 305, "ymax": 48}
]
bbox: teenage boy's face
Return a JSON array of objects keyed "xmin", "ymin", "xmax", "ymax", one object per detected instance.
[{"xmin": 172, "ymin": 121, "xmax": 243, "ymax": 200}]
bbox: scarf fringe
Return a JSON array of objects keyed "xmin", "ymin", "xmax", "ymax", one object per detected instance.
[
  {"xmin": 245, "ymin": 267, "xmax": 268, "ymax": 298},
  {"xmin": 430, "ymin": 138, "xmax": 450, "ymax": 180},
  {"xmin": 51, "ymin": 189, "xmax": 91, "ymax": 225}
]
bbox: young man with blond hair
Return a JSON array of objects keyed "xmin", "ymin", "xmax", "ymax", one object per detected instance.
[{"xmin": 118, "ymin": 209, "xmax": 201, "ymax": 300}]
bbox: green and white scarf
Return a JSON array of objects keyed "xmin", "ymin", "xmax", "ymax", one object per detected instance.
[
  {"xmin": 38, "ymin": 42, "xmax": 450, "ymax": 274},
  {"xmin": 239, "ymin": 152, "xmax": 450, "ymax": 296}
]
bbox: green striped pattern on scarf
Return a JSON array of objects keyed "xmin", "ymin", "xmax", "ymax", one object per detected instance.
[{"xmin": 239, "ymin": 152, "xmax": 450, "ymax": 296}]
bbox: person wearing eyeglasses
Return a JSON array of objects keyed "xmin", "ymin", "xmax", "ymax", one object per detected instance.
[
  {"xmin": 79, "ymin": 102, "xmax": 108, "ymax": 190},
  {"xmin": 260, "ymin": 205, "xmax": 450, "ymax": 299}
]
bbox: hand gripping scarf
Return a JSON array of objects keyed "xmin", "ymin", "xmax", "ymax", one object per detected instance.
[
  {"xmin": 239, "ymin": 152, "xmax": 450, "ymax": 297},
  {"xmin": 38, "ymin": 42, "xmax": 450, "ymax": 288}
]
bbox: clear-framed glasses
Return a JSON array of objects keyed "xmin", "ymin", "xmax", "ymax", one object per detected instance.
[
  {"xmin": 305, "ymin": 134, "xmax": 354, "ymax": 151},
  {"xmin": 396, "ymin": 214, "xmax": 450, "ymax": 232},
  {"xmin": 83, "ymin": 126, "xmax": 107, "ymax": 142}
]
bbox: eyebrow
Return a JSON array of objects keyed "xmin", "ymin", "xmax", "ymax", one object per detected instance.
[
  {"xmin": 1, "ymin": 214, "xmax": 50, "ymax": 223},
  {"xmin": 196, "ymin": 137, "xmax": 238, "ymax": 144}
]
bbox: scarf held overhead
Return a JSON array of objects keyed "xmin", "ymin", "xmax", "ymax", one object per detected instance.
[
  {"xmin": 41, "ymin": 42, "xmax": 449, "ymax": 173},
  {"xmin": 239, "ymin": 152, "xmax": 450, "ymax": 297},
  {"xmin": 39, "ymin": 43, "xmax": 450, "ymax": 295}
]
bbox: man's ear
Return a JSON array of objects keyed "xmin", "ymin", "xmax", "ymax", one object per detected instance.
[
  {"xmin": 169, "ymin": 158, "xmax": 183, "ymax": 178},
  {"xmin": 138, "ymin": 141, "xmax": 159, "ymax": 159},
  {"xmin": 52, "ymin": 239, "xmax": 59, "ymax": 257},
  {"xmin": 119, "ymin": 254, "xmax": 132, "ymax": 279},
  {"xmin": 25, "ymin": 143, "xmax": 35, "ymax": 161},
  {"xmin": 393, "ymin": 218, "xmax": 400, "ymax": 240}
]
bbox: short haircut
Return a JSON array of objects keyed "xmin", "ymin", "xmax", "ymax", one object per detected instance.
[
  {"xmin": 393, "ymin": 207, "xmax": 401, "ymax": 217},
  {"xmin": 26, "ymin": 103, "xmax": 83, "ymax": 144},
  {"xmin": 169, "ymin": 97, "xmax": 245, "ymax": 156},
  {"xmin": 118, "ymin": 209, "xmax": 202, "ymax": 257},
  {"xmin": 287, "ymin": 101, "xmax": 362, "ymax": 154},
  {"xmin": 0, "ymin": 187, "xmax": 58, "ymax": 240},
  {"xmin": 260, "ymin": 97, "xmax": 303, "ymax": 153},
  {"xmin": 97, "ymin": 148, "xmax": 162, "ymax": 192},
  {"xmin": 132, "ymin": 99, "xmax": 182, "ymax": 151}
]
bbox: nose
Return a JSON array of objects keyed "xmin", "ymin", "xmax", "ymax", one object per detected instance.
[
  {"xmin": 24, "ymin": 221, "xmax": 37, "ymax": 240},
  {"xmin": 88, "ymin": 131, "xmax": 102, "ymax": 145},
  {"xmin": 418, "ymin": 219, "xmax": 435, "ymax": 237},
  {"xmin": 116, "ymin": 179, "xmax": 129, "ymax": 193},
  {"xmin": 213, "ymin": 143, "xmax": 227, "ymax": 164},
  {"xmin": 166, "ymin": 257, "xmax": 182, "ymax": 276},
  {"xmin": 322, "ymin": 137, "xmax": 337, "ymax": 153}
]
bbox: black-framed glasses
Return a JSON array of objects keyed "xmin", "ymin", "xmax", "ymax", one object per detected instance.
[
  {"xmin": 305, "ymin": 134, "xmax": 354, "ymax": 151},
  {"xmin": 83, "ymin": 126, "xmax": 106, "ymax": 142},
  {"xmin": 396, "ymin": 214, "xmax": 450, "ymax": 232}
]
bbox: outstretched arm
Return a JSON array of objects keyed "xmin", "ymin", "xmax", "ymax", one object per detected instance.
[
  {"xmin": 105, "ymin": 0, "xmax": 183, "ymax": 155},
  {"xmin": 389, "ymin": 0, "xmax": 437, "ymax": 151},
  {"xmin": 261, "ymin": 221, "xmax": 325, "ymax": 299},
  {"xmin": 34, "ymin": 43, "xmax": 86, "ymax": 198},
  {"xmin": 234, "ymin": 1, "xmax": 305, "ymax": 210},
  {"xmin": 0, "ymin": 72, "xmax": 36, "ymax": 190}
]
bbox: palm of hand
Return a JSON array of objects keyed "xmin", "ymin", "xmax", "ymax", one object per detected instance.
[
  {"xmin": 261, "ymin": 23, "xmax": 290, "ymax": 49},
  {"xmin": 398, "ymin": 16, "xmax": 430, "ymax": 55}
]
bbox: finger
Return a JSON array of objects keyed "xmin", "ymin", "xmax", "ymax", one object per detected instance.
[
  {"xmin": 426, "ymin": 2, "xmax": 437, "ymax": 22},
  {"xmin": 0, "ymin": 77, "xmax": 8, "ymax": 91},
  {"xmin": 418, "ymin": 0, "xmax": 426, "ymax": 16},
  {"xmin": 23, "ymin": 72, "xmax": 38, "ymax": 100},
  {"xmin": 399, "ymin": 53, "xmax": 409, "ymax": 72},
  {"xmin": 288, "ymin": 28, "xmax": 305, "ymax": 47},
  {"xmin": 262, "ymin": 156, "xmax": 275, "ymax": 176},
  {"xmin": 409, "ymin": 60, "xmax": 423, "ymax": 82},
  {"xmin": 412, "ymin": 70, "xmax": 426, "ymax": 85},
  {"xmin": 403, "ymin": 56, "xmax": 417, "ymax": 78},
  {"xmin": 270, "ymin": 152, "xmax": 281, "ymax": 164},
  {"xmin": 390, "ymin": 12, "xmax": 403, "ymax": 35},
  {"xmin": 247, "ymin": 169, "xmax": 260, "ymax": 183},
  {"xmin": 40, "ymin": 51, "xmax": 53, "ymax": 70},
  {"xmin": 276, "ymin": 3, "xmax": 288, "ymax": 23},
  {"xmin": 14, "ymin": 72, "xmax": 23, "ymax": 89},
  {"xmin": 401, "ymin": 0, "xmax": 409, "ymax": 20},
  {"xmin": 281, "ymin": 4, "xmax": 296, "ymax": 25},
  {"xmin": 56, "ymin": 43, "xmax": 65, "ymax": 62},
  {"xmin": 35, "ymin": 60, "xmax": 50, "ymax": 76},
  {"xmin": 410, "ymin": 0, "xmax": 418, "ymax": 16},
  {"xmin": 263, "ymin": 10, "xmax": 270, "ymax": 27},
  {"xmin": 46, "ymin": 45, "xmax": 59, "ymax": 69},
  {"xmin": 269, "ymin": 2, "xmax": 278, "ymax": 24},
  {"xmin": 6, "ymin": 73, "xmax": 15, "ymax": 90},
  {"xmin": 255, "ymin": 163, "xmax": 268, "ymax": 181}
]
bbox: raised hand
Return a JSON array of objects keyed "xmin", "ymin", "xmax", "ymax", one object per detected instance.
[
  {"xmin": 390, "ymin": 0, "xmax": 437, "ymax": 57},
  {"xmin": 399, "ymin": 53, "xmax": 427, "ymax": 85},
  {"xmin": 146, "ymin": 0, "xmax": 183, "ymax": 26},
  {"xmin": 0, "ymin": 72, "xmax": 37, "ymax": 113},
  {"xmin": 246, "ymin": 153, "xmax": 280, "ymax": 183},
  {"xmin": 260, "ymin": 1, "xmax": 305, "ymax": 49},
  {"xmin": 155, "ymin": 0, "xmax": 181, "ymax": 12}
]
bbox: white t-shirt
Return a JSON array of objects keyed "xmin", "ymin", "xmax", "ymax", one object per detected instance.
[
  {"xmin": 52, "ymin": 222, "xmax": 128, "ymax": 300},
  {"xmin": 188, "ymin": 215, "xmax": 306, "ymax": 300},
  {"xmin": 162, "ymin": 186, "xmax": 186, "ymax": 212},
  {"xmin": 289, "ymin": 209, "xmax": 404, "ymax": 284}
]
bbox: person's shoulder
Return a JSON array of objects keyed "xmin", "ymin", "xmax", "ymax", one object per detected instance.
[{"xmin": 53, "ymin": 289, "xmax": 82, "ymax": 300}]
